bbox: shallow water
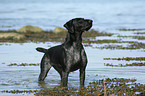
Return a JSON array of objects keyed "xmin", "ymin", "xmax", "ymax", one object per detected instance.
[
  {"xmin": 0, "ymin": 0, "xmax": 145, "ymax": 31},
  {"xmin": 0, "ymin": 42, "xmax": 145, "ymax": 95}
]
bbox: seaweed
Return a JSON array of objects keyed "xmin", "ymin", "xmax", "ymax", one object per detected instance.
[
  {"xmin": 35, "ymin": 78, "xmax": 145, "ymax": 96},
  {"xmin": 0, "ymin": 29, "xmax": 113, "ymax": 43},
  {"xmin": 104, "ymin": 57, "xmax": 145, "ymax": 67},
  {"xmin": 1, "ymin": 90, "xmax": 38, "ymax": 94},
  {"xmin": 2, "ymin": 78, "xmax": 144, "ymax": 96},
  {"xmin": 118, "ymin": 35, "xmax": 145, "ymax": 40},
  {"xmin": 132, "ymin": 36, "xmax": 145, "ymax": 40},
  {"xmin": 134, "ymin": 32, "xmax": 145, "ymax": 34},
  {"xmin": 83, "ymin": 39, "xmax": 120, "ymax": 44},
  {"xmin": 8, "ymin": 63, "xmax": 39, "ymax": 66},
  {"xmin": 98, "ymin": 42, "xmax": 145, "ymax": 50},
  {"xmin": 83, "ymin": 29, "xmax": 113, "ymax": 37},
  {"xmin": 105, "ymin": 62, "xmax": 145, "ymax": 67},
  {"xmin": 104, "ymin": 57, "xmax": 145, "ymax": 61},
  {"xmin": 118, "ymin": 28, "xmax": 145, "ymax": 31}
]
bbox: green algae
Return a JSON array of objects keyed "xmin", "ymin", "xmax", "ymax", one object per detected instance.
[
  {"xmin": 1, "ymin": 28, "xmax": 144, "ymax": 50},
  {"xmin": 118, "ymin": 28, "xmax": 145, "ymax": 31},
  {"xmin": 117, "ymin": 28, "xmax": 145, "ymax": 40},
  {"xmin": 83, "ymin": 39, "xmax": 140, "ymax": 45},
  {"xmin": 84, "ymin": 39, "xmax": 143, "ymax": 49},
  {"xmin": 133, "ymin": 36, "xmax": 145, "ymax": 40},
  {"xmin": 83, "ymin": 29, "xmax": 113, "ymax": 37},
  {"xmin": 98, "ymin": 42, "xmax": 145, "ymax": 50},
  {"xmin": 2, "ymin": 78, "xmax": 144, "ymax": 96},
  {"xmin": 0, "ymin": 29, "xmax": 113, "ymax": 43},
  {"xmin": 88, "ymin": 78, "xmax": 145, "ymax": 96},
  {"xmin": 8, "ymin": 63, "xmax": 39, "ymax": 66},
  {"xmin": 1, "ymin": 90, "xmax": 39, "ymax": 94},
  {"xmin": 84, "ymin": 44, "xmax": 93, "ymax": 47},
  {"xmin": 134, "ymin": 32, "xmax": 145, "ymax": 34},
  {"xmin": 118, "ymin": 35, "xmax": 145, "ymax": 40},
  {"xmin": 105, "ymin": 62, "xmax": 145, "ymax": 67},
  {"xmin": 35, "ymin": 78, "xmax": 145, "ymax": 96},
  {"xmin": 104, "ymin": 57, "xmax": 145, "ymax": 61},
  {"xmin": 0, "ymin": 43, "xmax": 11, "ymax": 46},
  {"xmin": 104, "ymin": 57, "xmax": 145, "ymax": 67},
  {"xmin": 83, "ymin": 39, "xmax": 120, "ymax": 44}
]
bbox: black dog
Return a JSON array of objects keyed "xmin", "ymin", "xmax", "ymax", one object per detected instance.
[{"xmin": 36, "ymin": 18, "xmax": 93, "ymax": 87}]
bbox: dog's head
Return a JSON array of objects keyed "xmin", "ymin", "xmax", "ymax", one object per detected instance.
[{"xmin": 64, "ymin": 18, "xmax": 93, "ymax": 33}]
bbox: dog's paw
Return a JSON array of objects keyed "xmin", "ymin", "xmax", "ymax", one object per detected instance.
[{"xmin": 36, "ymin": 47, "xmax": 47, "ymax": 53}]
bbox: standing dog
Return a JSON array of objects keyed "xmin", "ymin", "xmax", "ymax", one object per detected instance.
[{"xmin": 36, "ymin": 18, "xmax": 93, "ymax": 87}]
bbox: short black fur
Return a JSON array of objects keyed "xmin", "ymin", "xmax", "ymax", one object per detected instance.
[{"xmin": 36, "ymin": 18, "xmax": 93, "ymax": 87}]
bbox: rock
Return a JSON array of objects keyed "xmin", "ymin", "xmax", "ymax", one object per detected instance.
[
  {"xmin": 53, "ymin": 27, "xmax": 67, "ymax": 33},
  {"xmin": 17, "ymin": 25, "xmax": 43, "ymax": 33},
  {"xmin": 0, "ymin": 33, "xmax": 25, "ymax": 40}
]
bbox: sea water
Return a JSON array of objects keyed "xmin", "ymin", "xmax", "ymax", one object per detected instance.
[{"xmin": 0, "ymin": 0, "xmax": 145, "ymax": 31}]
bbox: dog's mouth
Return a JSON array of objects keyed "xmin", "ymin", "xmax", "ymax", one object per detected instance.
[{"xmin": 85, "ymin": 19, "xmax": 93, "ymax": 31}]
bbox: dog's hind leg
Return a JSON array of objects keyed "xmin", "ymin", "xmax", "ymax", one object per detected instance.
[
  {"xmin": 60, "ymin": 71, "xmax": 69, "ymax": 87},
  {"xmin": 38, "ymin": 54, "xmax": 51, "ymax": 81}
]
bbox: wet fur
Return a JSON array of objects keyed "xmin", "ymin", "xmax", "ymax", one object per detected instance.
[{"xmin": 36, "ymin": 18, "xmax": 93, "ymax": 87}]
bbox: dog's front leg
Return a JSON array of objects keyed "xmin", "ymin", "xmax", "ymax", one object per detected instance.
[
  {"xmin": 80, "ymin": 68, "xmax": 85, "ymax": 87},
  {"xmin": 61, "ymin": 71, "xmax": 69, "ymax": 87}
]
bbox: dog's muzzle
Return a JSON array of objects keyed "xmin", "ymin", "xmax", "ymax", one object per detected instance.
[
  {"xmin": 86, "ymin": 19, "xmax": 93, "ymax": 23},
  {"xmin": 85, "ymin": 19, "xmax": 93, "ymax": 31}
]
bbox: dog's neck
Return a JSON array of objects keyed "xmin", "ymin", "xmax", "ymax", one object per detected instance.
[{"xmin": 63, "ymin": 31, "xmax": 83, "ymax": 48}]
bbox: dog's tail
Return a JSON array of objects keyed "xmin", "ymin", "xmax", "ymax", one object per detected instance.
[{"xmin": 36, "ymin": 47, "xmax": 47, "ymax": 53}]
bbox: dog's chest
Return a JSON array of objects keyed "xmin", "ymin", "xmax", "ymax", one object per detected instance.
[
  {"xmin": 66, "ymin": 46, "xmax": 82, "ymax": 64},
  {"xmin": 66, "ymin": 48, "xmax": 82, "ymax": 72}
]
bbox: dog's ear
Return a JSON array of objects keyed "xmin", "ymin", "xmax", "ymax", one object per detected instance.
[{"xmin": 63, "ymin": 20, "xmax": 74, "ymax": 33}]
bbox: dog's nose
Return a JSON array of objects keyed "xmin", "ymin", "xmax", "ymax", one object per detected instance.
[
  {"xmin": 86, "ymin": 19, "xmax": 93, "ymax": 23},
  {"xmin": 89, "ymin": 20, "xmax": 93, "ymax": 23}
]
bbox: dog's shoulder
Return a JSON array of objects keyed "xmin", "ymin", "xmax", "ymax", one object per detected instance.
[{"xmin": 48, "ymin": 45, "xmax": 63, "ymax": 51}]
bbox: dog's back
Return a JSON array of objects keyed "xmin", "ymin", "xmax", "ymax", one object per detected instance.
[{"xmin": 43, "ymin": 44, "xmax": 84, "ymax": 72}]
